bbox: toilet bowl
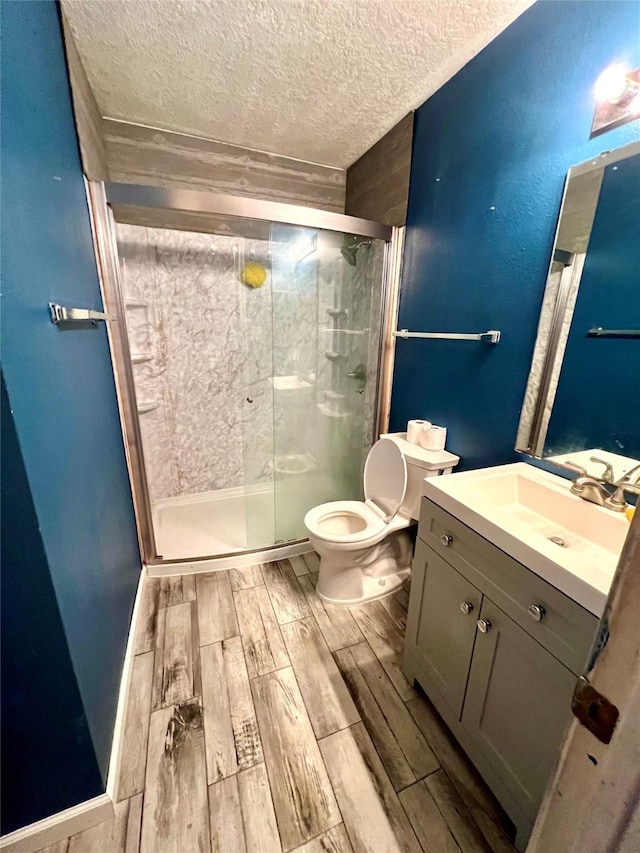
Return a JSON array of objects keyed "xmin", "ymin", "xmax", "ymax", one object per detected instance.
[{"xmin": 304, "ymin": 434, "xmax": 459, "ymax": 605}]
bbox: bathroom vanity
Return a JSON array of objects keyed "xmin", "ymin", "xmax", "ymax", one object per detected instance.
[{"xmin": 402, "ymin": 463, "xmax": 628, "ymax": 850}]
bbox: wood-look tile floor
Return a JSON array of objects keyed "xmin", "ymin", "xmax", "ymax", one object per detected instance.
[{"xmin": 40, "ymin": 556, "xmax": 516, "ymax": 853}]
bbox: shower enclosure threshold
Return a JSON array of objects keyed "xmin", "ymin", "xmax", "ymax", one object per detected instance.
[
  {"xmin": 151, "ymin": 483, "xmax": 310, "ymax": 567},
  {"xmin": 146, "ymin": 538, "xmax": 312, "ymax": 576}
]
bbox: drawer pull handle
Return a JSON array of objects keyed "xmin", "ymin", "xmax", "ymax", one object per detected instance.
[
  {"xmin": 460, "ymin": 601, "xmax": 474, "ymax": 615},
  {"xmin": 528, "ymin": 604, "xmax": 545, "ymax": 622},
  {"xmin": 477, "ymin": 619, "xmax": 492, "ymax": 634},
  {"xmin": 440, "ymin": 534, "xmax": 453, "ymax": 547}
]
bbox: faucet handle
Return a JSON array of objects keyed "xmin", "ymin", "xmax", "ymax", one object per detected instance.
[
  {"xmin": 605, "ymin": 482, "xmax": 640, "ymax": 511},
  {"xmin": 563, "ymin": 461, "xmax": 587, "ymax": 478},
  {"xmin": 589, "ymin": 456, "xmax": 615, "ymax": 483}
]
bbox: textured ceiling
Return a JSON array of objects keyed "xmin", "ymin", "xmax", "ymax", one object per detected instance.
[{"xmin": 62, "ymin": 0, "xmax": 533, "ymax": 168}]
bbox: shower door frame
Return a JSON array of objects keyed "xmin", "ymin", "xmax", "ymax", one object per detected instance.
[{"xmin": 86, "ymin": 179, "xmax": 402, "ymax": 570}]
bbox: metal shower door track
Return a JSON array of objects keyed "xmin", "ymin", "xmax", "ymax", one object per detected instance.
[{"xmin": 105, "ymin": 183, "xmax": 393, "ymax": 241}]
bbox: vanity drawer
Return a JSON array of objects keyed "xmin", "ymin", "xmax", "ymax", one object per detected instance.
[{"xmin": 418, "ymin": 497, "xmax": 598, "ymax": 674}]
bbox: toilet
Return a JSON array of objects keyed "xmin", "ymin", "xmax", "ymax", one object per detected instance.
[{"xmin": 304, "ymin": 432, "xmax": 459, "ymax": 605}]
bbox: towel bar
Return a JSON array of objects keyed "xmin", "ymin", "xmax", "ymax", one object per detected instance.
[{"xmin": 394, "ymin": 329, "xmax": 501, "ymax": 344}]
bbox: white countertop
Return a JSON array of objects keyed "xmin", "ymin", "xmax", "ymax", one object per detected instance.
[{"xmin": 421, "ymin": 462, "xmax": 629, "ymax": 616}]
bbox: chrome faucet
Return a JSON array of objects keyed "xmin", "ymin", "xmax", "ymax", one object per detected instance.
[
  {"xmin": 564, "ymin": 460, "xmax": 640, "ymax": 512},
  {"xmin": 564, "ymin": 462, "xmax": 611, "ymax": 506}
]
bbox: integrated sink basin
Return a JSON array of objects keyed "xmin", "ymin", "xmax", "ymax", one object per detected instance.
[{"xmin": 422, "ymin": 462, "xmax": 629, "ymax": 616}]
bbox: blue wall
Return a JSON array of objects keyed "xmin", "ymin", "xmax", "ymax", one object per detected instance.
[
  {"xmin": 1, "ymin": 375, "xmax": 104, "ymax": 834},
  {"xmin": 390, "ymin": 0, "xmax": 640, "ymax": 470},
  {"xmin": 545, "ymin": 153, "xmax": 640, "ymax": 458},
  {"xmin": 1, "ymin": 0, "xmax": 141, "ymax": 824}
]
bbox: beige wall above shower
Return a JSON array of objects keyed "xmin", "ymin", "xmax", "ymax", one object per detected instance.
[
  {"xmin": 345, "ymin": 113, "xmax": 414, "ymax": 226},
  {"xmin": 103, "ymin": 119, "xmax": 347, "ymax": 212}
]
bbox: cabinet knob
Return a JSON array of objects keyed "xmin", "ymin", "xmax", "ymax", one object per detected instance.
[
  {"xmin": 460, "ymin": 601, "xmax": 474, "ymax": 615},
  {"xmin": 477, "ymin": 619, "xmax": 492, "ymax": 634},
  {"xmin": 440, "ymin": 534, "xmax": 453, "ymax": 547},
  {"xmin": 528, "ymin": 604, "xmax": 545, "ymax": 622}
]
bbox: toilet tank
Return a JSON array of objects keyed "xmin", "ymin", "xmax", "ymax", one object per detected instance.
[{"xmin": 381, "ymin": 432, "xmax": 460, "ymax": 520}]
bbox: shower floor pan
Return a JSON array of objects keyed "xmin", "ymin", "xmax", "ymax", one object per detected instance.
[{"xmin": 152, "ymin": 485, "xmax": 277, "ymax": 560}]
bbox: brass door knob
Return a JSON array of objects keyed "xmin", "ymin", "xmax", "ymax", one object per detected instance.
[
  {"xmin": 460, "ymin": 601, "xmax": 474, "ymax": 615},
  {"xmin": 477, "ymin": 619, "xmax": 492, "ymax": 634},
  {"xmin": 440, "ymin": 534, "xmax": 453, "ymax": 547}
]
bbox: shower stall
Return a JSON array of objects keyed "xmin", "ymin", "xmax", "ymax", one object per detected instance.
[{"xmin": 88, "ymin": 183, "xmax": 401, "ymax": 569}]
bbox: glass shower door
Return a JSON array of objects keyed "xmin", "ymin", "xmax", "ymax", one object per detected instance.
[
  {"xmin": 115, "ymin": 215, "xmax": 280, "ymax": 559},
  {"xmin": 236, "ymin": 226, "xmax": 277, "ymax": 550},
  {"xmin": 268, "ymin": 224, "xmax": 386, "ymax": 543}
]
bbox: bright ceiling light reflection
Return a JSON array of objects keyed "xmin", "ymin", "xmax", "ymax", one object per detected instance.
[{"xmin": 594, "ymin": 64, "xmax": 631, "ymax": 104}]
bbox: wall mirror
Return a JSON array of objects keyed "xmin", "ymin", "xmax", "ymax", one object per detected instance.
[{"xmin": 516, "ymin": 139, "xmax": 640, "ymax": 476}]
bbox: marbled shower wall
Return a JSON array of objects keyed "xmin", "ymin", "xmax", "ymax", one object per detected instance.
[
  {"xmin": 116, "ymin": 223, "xmax": 274, "ymax": 501},
  {"xmin": 115, "ymin": 222, "xmax": 384, "ymax": 510}
]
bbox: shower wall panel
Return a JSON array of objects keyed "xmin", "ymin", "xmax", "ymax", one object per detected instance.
[{"xmin": 116, "ymin": 224, "xmax": 274, "ymax": 501}]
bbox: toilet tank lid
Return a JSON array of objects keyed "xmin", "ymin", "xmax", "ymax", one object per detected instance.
[{"xmin": 381, "ymin": 432, "xmax": 460, "ymax": 470}]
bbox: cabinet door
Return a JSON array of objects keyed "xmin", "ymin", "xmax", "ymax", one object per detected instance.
[
  {"xmin": 463, "ymin": 598, "xmax": 576, "ymax": 822},
  {"xmin": 406, "ymin": 539, "xmax": 482, "ymax": 718}
]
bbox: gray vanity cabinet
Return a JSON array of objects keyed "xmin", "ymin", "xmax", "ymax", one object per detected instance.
[
  {"xmin": 409, "ymin": 540, "xmax": 481, "ymax": 718},
  {"xmin": 404, "ymin": 497, "xmax": 598, "ymax": 850},
  {"xmin": 462, "ymin": 596, "xmax": 576, "ymax": 824}
]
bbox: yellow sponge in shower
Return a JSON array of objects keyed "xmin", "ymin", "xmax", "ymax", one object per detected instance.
[{"xmin": 241, "ymin": 262, "xmax": 267, "ymax": 289}]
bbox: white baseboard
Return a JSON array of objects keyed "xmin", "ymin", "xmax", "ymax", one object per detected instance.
[
  {"xmin": 147, "ymin": 539, "xmax": 312, "ymax": 576},
  {"xmin": 0, "ymin": 567, "xmax": 147, "ymax": 853},
  {"xmin": 0, "ymin": 795, "xmax": 113, "ymax": 853},
  {"xmin": 106, "ymin": 566, "xmax": 147, "ymax": 802}
]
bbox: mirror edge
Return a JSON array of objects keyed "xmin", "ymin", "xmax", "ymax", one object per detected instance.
[{"xmin": 516, "ymin": 138, "xmax": 640, "ymax": 459}]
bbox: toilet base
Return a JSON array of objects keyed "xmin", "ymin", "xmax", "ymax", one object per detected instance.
[
  {"xmin": 317, "ymin": 566, "xmax": 411, "ymax": 606},
  {"xmin": 313, "ymin": 528, "xmax": 413, "ymax": 606}
]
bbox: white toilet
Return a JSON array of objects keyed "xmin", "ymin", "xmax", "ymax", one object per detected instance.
[{"xmin": 304, "ymin": 432, "xmax": 459, "ymax": 605}]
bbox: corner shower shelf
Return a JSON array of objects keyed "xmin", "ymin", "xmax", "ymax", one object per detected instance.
[
  {"xmin": 131, "ymin": 353, "xmax": 153, "ymax": 364},
  {"xmin": 137, "ymin": 401, "xmax": 160, "ymax": 414},
  {"xmin": 125, "ymin": 299, "xmax": 149, "ymax": 308}
]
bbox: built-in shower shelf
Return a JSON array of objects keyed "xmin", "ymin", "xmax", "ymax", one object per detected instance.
[
  {"xmin": 131, "ymin": 353, "xmax": 153, "ymax": 364},
  {"xmin": 324, "ymin": 351, "xmax": 342, "ymax": 360},
  {"xmin": 317, "ymin": 403, "xmax": 352, "ymax": 419},
  {"xmin": 326, "ymin": 307, "xmax": 349, "ymax": 318},
  {"xmin": 269, "ymin": 376, "xmax": 313, "ymax": 391},
  {"xmin": 323, "ymin": 328, "xmax": 365, "ymax": 336},
  {"xmin": 138, "ymin": 401, "xmax": 160, "ymax": 414},
  {"xmin": 125, "ymin": 299, "xmax": 149, "ymax": 308}
]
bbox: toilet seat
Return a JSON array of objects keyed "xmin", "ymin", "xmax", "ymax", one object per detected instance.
[
  {"xmin": 304, "ymin": 500, "xmax": 387, "ymax": 545},
  {"xmin": 363, "ymin": 437, "xmax": 407, "ymax": 521},
  {"xmin": 304, "ymin": 439, "xmax": 408, "ymax": 547}
]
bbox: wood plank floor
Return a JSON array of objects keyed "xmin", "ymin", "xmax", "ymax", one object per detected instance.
[{"xmin": 42, "ymin": 558, "xmax": 516, "ymax": 853}]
